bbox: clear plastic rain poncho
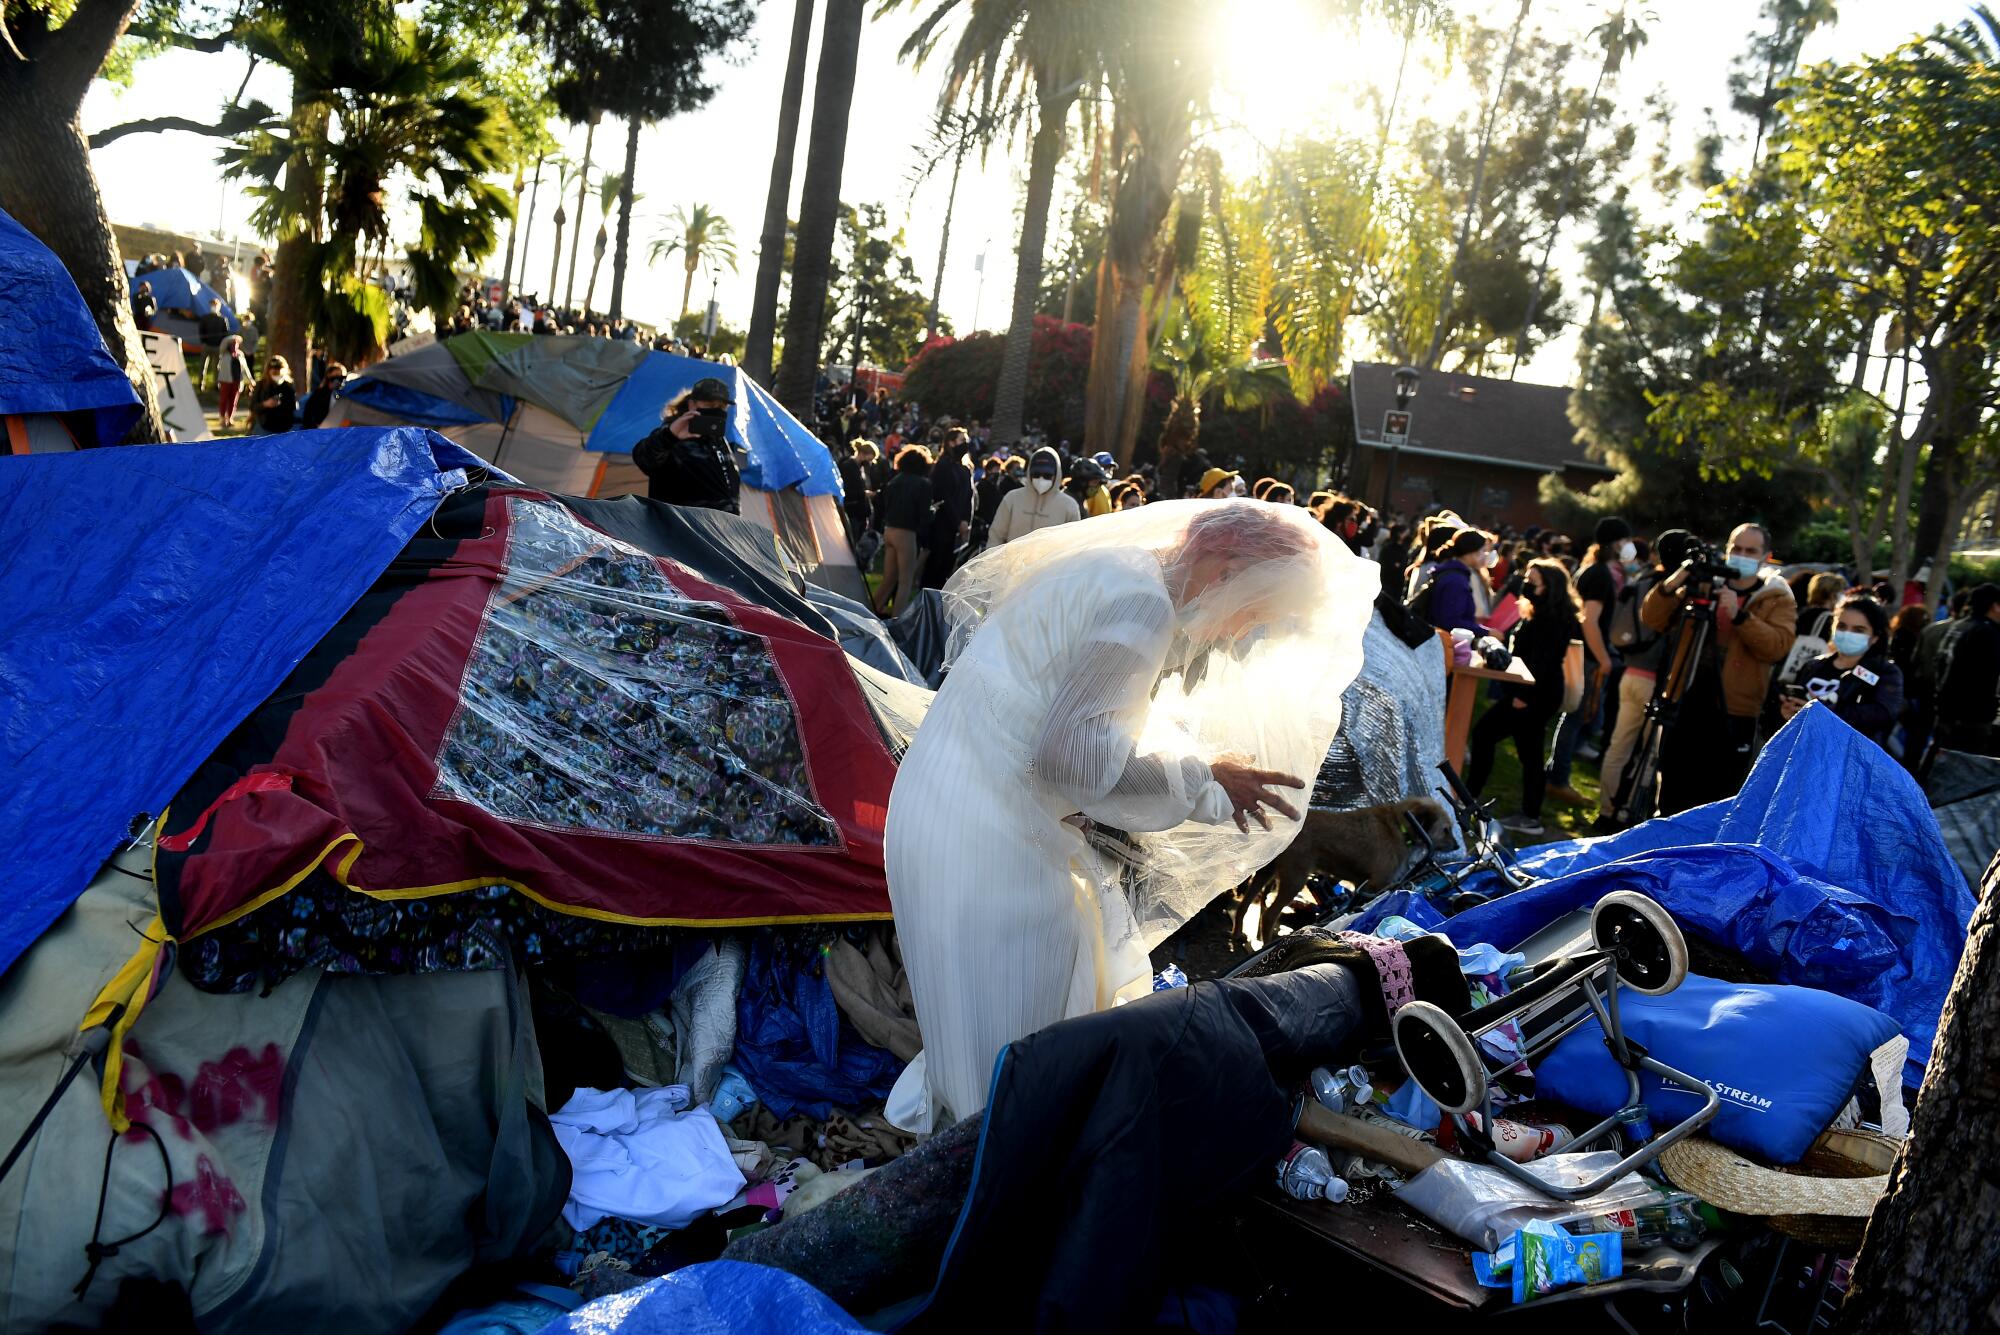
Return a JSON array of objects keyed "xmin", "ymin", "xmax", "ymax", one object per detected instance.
[{"xmin": 883, "ymin": 500, "xmax": 1380, "ymax": 1128}]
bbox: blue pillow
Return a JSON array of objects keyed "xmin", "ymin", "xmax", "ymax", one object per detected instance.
[{"xmin": 1532, "ymin": 974, "xmax": 1898, "ymax": 1164}]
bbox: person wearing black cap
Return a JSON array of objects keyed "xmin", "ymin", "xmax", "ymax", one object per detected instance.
[
  {"xmin": 1595, "ymin": 529, "xmax": 1682, "ymax": 828},
  {"xmin": 632, "ymin": 376, "xmax": 741, "ymax": 513},
  {"xmin": 1546, "ymin": 515, "xmax": 1634, "ymax": 804}
]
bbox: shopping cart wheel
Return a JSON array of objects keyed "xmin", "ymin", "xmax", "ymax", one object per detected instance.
[
  {"xmin": 1590, "ymin": 890, "xmax": 1688, "ymax": 996},
  {"xmin": 1392, "ymin": 1001, "xmax": 1487, "ymax": 1115}
]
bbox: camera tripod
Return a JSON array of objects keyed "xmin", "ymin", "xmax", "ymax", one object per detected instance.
[{"xmin": 1608, "ymin": 579, "xmax": 1718, "ymax": 826}]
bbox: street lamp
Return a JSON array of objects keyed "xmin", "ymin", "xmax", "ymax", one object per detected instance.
[{"xmin": 1382, "ymin": 365, "xmax": 1420, "ymax": 510}]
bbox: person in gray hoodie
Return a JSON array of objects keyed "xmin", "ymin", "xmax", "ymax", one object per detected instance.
[{"xmin": 986, "ymin": 446, "xmax": 1082, "ymax": 547}]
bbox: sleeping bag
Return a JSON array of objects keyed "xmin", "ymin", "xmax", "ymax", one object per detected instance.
[{"xmin": 1533, "ymin": 974, "xmax": 1898, "ymax": 1164}]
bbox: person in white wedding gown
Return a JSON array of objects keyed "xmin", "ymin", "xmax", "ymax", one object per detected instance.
[{"xmin": 883, "ymin": 500, "xmax": 1378, "ymax": 1130}]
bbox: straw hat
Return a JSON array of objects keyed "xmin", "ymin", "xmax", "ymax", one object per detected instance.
[{"xmin": 1659, "ymin": 1129, "xmax": 1898, "ymax": 1220}]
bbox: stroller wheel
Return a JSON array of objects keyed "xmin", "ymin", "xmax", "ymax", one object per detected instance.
[
  {"xmin": 1392, "ymin": 1001, "xmax": 1487, "ymax": 1115},
  {"xmin": 1590, "ymin": 890, "xmax": 1688, "ymax": 996}
]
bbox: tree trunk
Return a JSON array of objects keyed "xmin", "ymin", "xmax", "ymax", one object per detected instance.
[
  {"xmin": 0, "ymin": 87, "xmax": 166, "ymax": 442},
  {"xmin": 548, "ymin": 210, "xmax": 567, "ymax": 305},
  {"xmin": 564, "ymin": 118, "xmax": 596, "ymax": 315},
  {"xmin": 517, "ymin": 154, "xmax": 544, "ymax": 297},
  {"xmin": 773, "ymin": 0, "xmax": 865, "ymax": 421},
  {"xmin": 743, "ymin": 0, "xmax": 816, "ymax": 386},
  {"xmin": 1843, "ymin": 851, "xmax": 2000, "ymax": 1332},
  {"xmin": 989, "ymin": 87, "xmax": 1072, "ymax": 451},
  {"xmin": 928, "ymin": 139, "xmax": 966, "ymax": 337},
  {"xmin": 263, "ymin": 89, "xmax": 328, "ymax": 387},
  {"xmin": 1082, "ymin": 115, "xmax": 1188, "ymax": 464},
  {"xmin": 583, "ymin": 226, "xmax": 606, "ymax": 315},
  {"xmin": 681, "ymin": 259, "xmax": 697, "ymax": 323},
  {"xmin": 1424, "ymin": 0, "xmax": 1532, "ymax": 370},
  {"xmin": 500, "ymin": 175, "xmax": 522, "ymax": 302},
  {"xmin": 608, "ymin": 123, "xmax": 640, "ymax": 321}
]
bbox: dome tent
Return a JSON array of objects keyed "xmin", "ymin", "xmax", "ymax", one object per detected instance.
[
  {"xmin": 338, "ymin": 333, "xmax": 865, "ymax": 601},
  {"xmin": 0, "ymin": 206, "xmax": 142, "ymax": 452}
]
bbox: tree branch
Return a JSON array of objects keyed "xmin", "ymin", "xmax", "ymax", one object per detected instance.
[
  {"xmin": 123, "ymin": 23, "xmax": 235, "ymax": 53},
  {"xmin": 89, "ymin": 115, "xmax": 237, "ymax": 148},
  {"xmin": 38, "ymin": 0, "xmax": 146, "ymax": 107}
]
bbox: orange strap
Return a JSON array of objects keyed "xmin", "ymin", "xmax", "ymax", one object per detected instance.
[{"xmin": 4, "ymin": 415, "xmax": 28, "ymax": 455}]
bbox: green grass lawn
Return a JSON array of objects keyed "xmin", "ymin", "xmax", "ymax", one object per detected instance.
[{"xmin": 1463, "ymin": 694, "xmax": 1609, "ymax": 847}]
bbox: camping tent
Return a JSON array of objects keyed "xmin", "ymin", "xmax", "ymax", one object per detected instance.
[
  {"xmin": 123, "ymin": 261, "xmax": 246, "ymax": 356},
  {"xmin": 0, "ymin": 207, "xmax": 141, "ymax": 452},
  {"xmin": 338, "ymin": 333, "xmax": 865, "ymax": 600}
]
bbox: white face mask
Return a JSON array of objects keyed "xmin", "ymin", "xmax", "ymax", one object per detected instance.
[
  {"xmin": 1231, "ymin": 478, "xmax": 1249, "ymax": 497},
  {"xmin": 1031, "ymin": 477, "xmax": 1054, "ymax": 494},
  {"xmin": 1482, "ymin": 549, "xmax": 1499, "ymax": 569},
  {"xmin": 1617, "ymin": 540, "xmax": 1637, "ymax": 562}
]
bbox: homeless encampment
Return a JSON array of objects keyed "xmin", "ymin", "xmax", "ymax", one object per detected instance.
[
  {"xmin": 336, "ymin": 333, "xmax": 865, "ymax": 601},
  {"xmin": 0, "ymin": 432, "xmax": 910, "ymax": 1331}
]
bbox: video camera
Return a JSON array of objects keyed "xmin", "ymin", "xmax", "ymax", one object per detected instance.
[{"xmin": 1661, "ymin": 532, "xmax": 1732, "ymax": 588}]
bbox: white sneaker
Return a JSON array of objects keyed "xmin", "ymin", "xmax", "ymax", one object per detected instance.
[
  {"xmin": 1577, "ymin": 743, "xmax": 1604, "ymax": 763},
  {"xmin": 1497, "ymin": 814, "xmax": 1545, "ymax": 836}
]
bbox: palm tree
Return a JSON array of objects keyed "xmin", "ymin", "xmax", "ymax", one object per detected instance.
[
  {"xmin": 893, "ymin": 0, "xmax": 1097, "ymax": 451},
  {"xmin": 563, "ymin": 113, "xmax": 599, "ymax": 313},
  {"xmin": 1151, "ymin": 304, "xmax": 1294, "ymax": 495},
  {"xmin": 649, "ymin": 204, "xmax": 739, "ymax": 322},
  {"xmin": 1421, "ymin": 0, "xmax": 1532, "ymax": 369},
  {"xmin": 583, "ymin": 169, "xmax": 633, "ymax": 315},
  {"xmin": 221, "ymin": 19, "xmax": 513, "ymax": 362},
  {"xmin": 514, "ymin": 152, "xmax": 546, "ymax": 294},
  {"xmin": 773, "ymin": 0, "xmax": 866, "ymax": 418},
  {"xmin": 1509, "ymin": 4, "xmax": 1650, "ymax": 376},
  {"xmin": 743, "ymin": 0, "xmax": 816, "ymax": 384}
]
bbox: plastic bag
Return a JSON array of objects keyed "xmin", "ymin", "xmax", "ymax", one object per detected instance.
[{"xmin": 1392, "ymin": 1151, "xmax": 1660, "ymax": 1252}]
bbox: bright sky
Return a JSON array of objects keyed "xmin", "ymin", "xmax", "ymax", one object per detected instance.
[{"xmin": 82, "ymin": 0, "xmax": 1977, "ymax": 383}]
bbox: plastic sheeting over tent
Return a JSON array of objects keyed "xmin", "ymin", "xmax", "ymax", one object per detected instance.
[
  {"xmin": 0, "ymin": 206, "xmax": 142, "ymax": 449},
  {"xmin": 0, "ymin": 429, "xmax": 483, "ymax": 979},
  {"xmin": 1370, "ymin": 704, "xmax": 1975, "ymax": 1087},
  {"xmin": 335, "ymin": 334, "xmax": 863, "ymax": 600}
]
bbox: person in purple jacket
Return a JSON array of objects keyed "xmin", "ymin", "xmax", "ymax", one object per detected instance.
[{"xmin": 1417, "ymin": 525, "xmax": 1493, "ymax": 635}]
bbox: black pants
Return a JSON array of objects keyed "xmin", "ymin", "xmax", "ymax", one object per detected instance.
[
  {"xmin": 1468, "ymin": 700, "xmax": 1555, "ymax": 817},
  {"xmin": 1658, "ymin": 671, "xmax": 1758, "ymax": 814}
]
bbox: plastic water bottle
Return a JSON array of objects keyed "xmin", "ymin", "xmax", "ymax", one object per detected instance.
[
  {"xmin": 1276, "ymin": 1143, "xmax": 1350, "ymax": 1203},
  {"xmin": 1309, "ymin": 1065, "xmax": 1373, "ymax": 1115}
]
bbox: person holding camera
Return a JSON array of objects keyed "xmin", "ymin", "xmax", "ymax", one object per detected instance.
[
  {"xmin": 1779, "ymin": 595, "xmax": 1904, "ymax": 748},
  {"xmin": 633, "ymin": 376, "xmax": 741, "ymax": 513},
  {"xmin": 1640, "ymin": 521, "xmax": 1795, "ymax": 813}
]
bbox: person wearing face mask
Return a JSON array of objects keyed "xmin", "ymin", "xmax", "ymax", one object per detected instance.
[
  {"xmin": 1466, "ymin": 559, "xmax": 1584, "ymax": 836},
  {"xmin": 987, "ymin": 445, "xmax": 1082, "ymax": 547},
  {"xmin": 1546, "ymin": 517, "xmax": 1634, "ymax": 805},
  {"xmin": 1641, "ymin": 521, "xmax": 1796, "ymax": 812},
  {"xmin": 632, "ymin": 377, "xmax": 742, "ymax": 513},
  {"xmin": 1410, "ymin": 525, "xmax": 1492, "ymax": 636},
  {"xmin": 1779, "ymin": 595, "xmax": 1904, "ymax": 747}
]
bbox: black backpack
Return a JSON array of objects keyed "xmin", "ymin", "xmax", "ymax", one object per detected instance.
[{"xmin": 1607, "ymin": 572, "xmax": 1662, "ymax": 656}]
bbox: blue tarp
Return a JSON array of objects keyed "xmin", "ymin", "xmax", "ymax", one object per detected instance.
[
  {"xmin": 340, "ymin": 376, "xmax": 502, "ymax": 428},
  {"xmin": 0, "ymin": 429, "xmax": 486, "ymax": 977},
  {"xmin": 124, "ymin": 263, "xmax": 239, "ymax": 330},
  {"xmin": 0, "ymin": 207, "xmax": 142, "ymax": 446},
  {"xmin": 587, "ymin": 353, "xmax": 843, "ymax": 499},
  {"xmin": 534, "ymin": 1262, "xmax": 863, "ymax": 1334},
  {"xmin": 1437, "ymin": 705, "xmax": 1975, "ymax": 1087}
]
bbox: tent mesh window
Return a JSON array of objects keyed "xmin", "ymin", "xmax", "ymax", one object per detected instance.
[
  {"xmin": 432, "ymin": 497, "xmax": 839, "ymax": 845},
  {"xmin": 766, "ymin": 486, "xmax": 826, "ymax": 574}
]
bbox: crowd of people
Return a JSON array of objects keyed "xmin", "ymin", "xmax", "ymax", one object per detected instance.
[{"xmin": 1396, "ymin": 509, "xmax": 2000, "ymax": 836}]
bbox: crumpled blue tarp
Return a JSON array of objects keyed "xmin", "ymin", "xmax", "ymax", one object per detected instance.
[
  {"xmin": 124, "ymin": 262, "xmax": 238, "ymax": 328},
  {"xmin": 0, "ymin": 207, "xmax": 142, "ymax": 446},
  {"xmin": 732, "ymin": 931, "xmax": 905, "ymax": 1120},
  {"xmin": 1438, "ymin": 705, "xmax": 1975, "ymax": 1087},
  {"xmin": 534, "ymin": 1262, "xmax": 863, "ymax": 1335},
  {"xmin": 0, "ymin": 429, "xmax": 488, "ymax": 977}
]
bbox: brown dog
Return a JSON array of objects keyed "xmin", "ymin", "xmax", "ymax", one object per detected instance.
[{"xmin": 1230, "ymin": 797, "xmax": 1454, "ymax": 945}]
